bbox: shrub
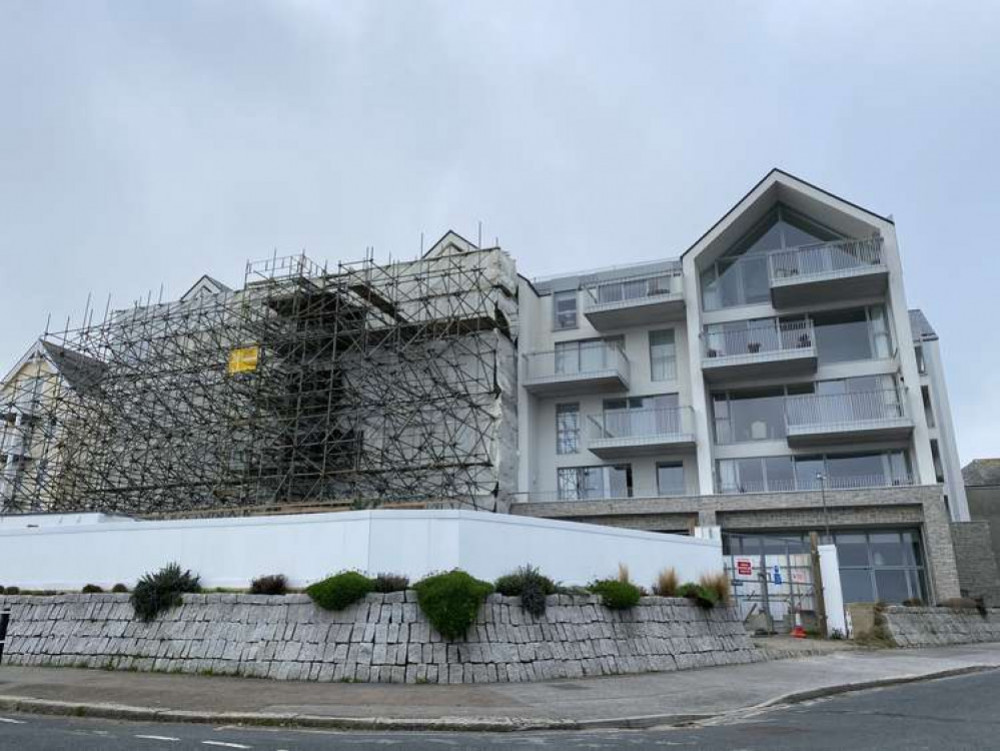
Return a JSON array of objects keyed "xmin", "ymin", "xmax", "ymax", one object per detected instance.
[
  {"xmin": 307, "ymin": 571, "xmax": 373, "ymax": 611},
  {"xmin": 589, "ymin": 579, "xmax": 642, "ymax": 610},
  {"xmin": 699, "ymin": 571, "xmax": 732, "ymax": 606},
  {"xmin": 250, "ymin": 574, "xmax": 289, "ymax": 596},
  {"xmin": 4, "ymin": 586, "xmax": 20, "ymax": 595},
  {"xmin": 902, "ymin": 597, "xmax": 924, "ymax": 607},
  {"xmin": 555, "ymin": 585, "xmax": 592, "ymax": 597},
  {"xmin": 678, "ymin": 582, "xmax": 718, "ymax": 609},
  {"xmin": 414, "ymin": 570, "xmax": 493, "ymax": 640},
  {"xmin": 81, "ymin": 584, "xmax": 104, "ymax": 594},
  {"xmin": 652, "ymin": 567, "xmax": 679, "ymax": 597},
  {"xmin": 111, "ymin": 583, "xmax": 130, "ymax": 593},
  {"xmin": 494, "ymin": 565, "xmax": 557, "ymax": 618},
  {"xmin": 373, "ymin": 573, "xmax": 410, "ymax": 593},
  {"xmin": 131, "ymin": 563, "xmax": 201, "ymax": 622}
]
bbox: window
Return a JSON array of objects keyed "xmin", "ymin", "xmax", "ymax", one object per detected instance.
[
  {"xmin": 556, "ymin": 403, "xmax": 580, "ymax": 455},
  {"xmin": 833, "ymin": 530, "xmax": 927, "ymax": 604},
  {"xmin": 914, "ymin": 345, "xmax": 927, "ymax": 374},
  {"xmin": 657, "ymin": 462, "xmax": 685, "ymax": 496},
  {"xmin": 649, "ymin": 330, "xmax": 677, "ymax": 381},
  {"xmin": 712, "ymin": 387, "xmax": 786, "ymax": 443},
  {"xmin": 812, "ymin": 305, "xmax": 891, "ymax": 365},
  {"xmin": 603, "ymin": 394, "xmax": 680, "ymax": 437},
  {"xmin": 557, "ymin": 464, "xmax": 633, "ymax": 501},
  {"xmin": 553, "ymin": 291, "xmax": 578, "ymax": 330}
]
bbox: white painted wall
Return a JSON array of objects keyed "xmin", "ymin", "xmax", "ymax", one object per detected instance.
[{"xmin": 0, "ymin": 509, "xmax": 723, "ymax": 591}]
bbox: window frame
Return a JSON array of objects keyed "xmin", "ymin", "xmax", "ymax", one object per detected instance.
[{"xmin": 552, "ymin": 290, "xmax": 578, "ymax": 331}]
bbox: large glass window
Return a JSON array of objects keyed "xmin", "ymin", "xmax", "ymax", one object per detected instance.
[
  {"xmin": 557, "ymin": 465, "xmax": 632, "ymax": 501},
  {"xmin": 656, "ymin": 462, "xmax": 685, "ymax": 496},
  {"xmin": 833, "ymin": 530, "xmax": 927, "ymax": 604},
  {"xmin": 553, "ymin": 291, "xmax": 578, "ymax": 330},
  {"xmin": 712, "ymin": 387, "xmax": 787, "ymax": 443},
  {"xmin": 649, "ymin": 330, "xmax": 677, "ymax": 381},
  {"xmin": 603, "ymin": 394, "xmax": 679, "ymax": 437},
  {"xmin": 555, "ymin": 403, "xmax": 579, "ymax": 455},
  {"xmin": 701, "ymin": 205, "xmax": 839, "ymax": 311},
  {"xmin": 812, "ymin": 305, "xmax": 891, "ymax": 365}
]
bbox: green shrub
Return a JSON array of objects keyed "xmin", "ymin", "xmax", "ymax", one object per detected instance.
[
  {"xmin": 414, "ymin": 570, "xmax": 493, "ymax": 640},
  {"xmin": 306, "ymin": 571, "xmax": 374, "ymax": 611},
  {"xmin": 81, "ymin": 584, "xmax": 104, "ymax": 594},
  {"xmin": 588, "ymin": 579, "xmax": 642, "ymax": 610},
  {"xmin": 373, "ymin": 573, "xmax": 410, "ymax": 593},
  {"xmin": 494, "ymin": 565, "xmax": 557, "ymax": 618},
  {"xmin": 4, "ymin": 586, "xmax": 20, "ymax": 595},
  {"xmin": 111, "ymin": 583, "xmax": 130, "ymax": 593},
  {"xmin": 250, "ymin": 574, "xmax": 288, "ymax": 596},
  {"xmin": 131, "ymin": 563, "xmax": 201, "ymax": 622},
  {"xmin": 678, "ymin": 582, "xmax": 718, "ymax": 609}
]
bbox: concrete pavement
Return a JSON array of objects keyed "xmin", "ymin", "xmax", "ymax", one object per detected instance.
[
  {"xmin": 4, "ymin": 669, "xmax": 1000, "ymax": 749},
  {"xmin": 1, "ymin": 641, "xmax": 999, "ymax": 731}
]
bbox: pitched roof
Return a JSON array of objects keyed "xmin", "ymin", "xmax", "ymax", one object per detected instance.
[
  {"xmin": 422, "ymin": 230, "xmax": 479, "ymax": 259},
  {"xmin": 963, "ymin": 459, "xmax": 1000, "ymax": 487},
  {"xmin": 909, "ymin": 309, "xmax": 938, "ymax": 342},
  {"xmin": 180, "ymin": 274, "xmax": 232, "ymax": 302}
]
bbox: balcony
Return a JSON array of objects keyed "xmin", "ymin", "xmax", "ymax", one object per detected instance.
[
  {"xmin": 702, "ymin": 320, "xmax": 817, "ymax": 382},
  {"xmin": 582, "ymin": 270, "xmax": 684, "ymax": 329},
  {"xmin": 718, "ymin": 472, "xmax": 915, "ymax": 495},
  {"xmin": 784, "ymin": 389, "xmax": 913, "ymax": 447},
  {"xmin": 769, "ymin": 237, "xmax": 887, "ymax": 307},
  {"xmin": 587, "ymin": 406, "xmax": 695, "ymax": 459},
  {"xmin": 522, "ymin": 343, "xmax": 630, "ymax": 396}
]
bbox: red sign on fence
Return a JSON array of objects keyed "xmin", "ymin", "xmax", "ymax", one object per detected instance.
[{"xmin": 735, "ymin": 558, "xmax": 753, "ymax": 577}]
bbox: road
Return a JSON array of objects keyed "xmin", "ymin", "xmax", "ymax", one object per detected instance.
[{"xmin": 1, "ymin": 669, "xmax": 998, "ymax": 750}]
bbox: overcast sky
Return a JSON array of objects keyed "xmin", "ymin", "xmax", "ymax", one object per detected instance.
[{"xmin": 1, "ymin": 1, "xmax": 997, "ymax": 464}]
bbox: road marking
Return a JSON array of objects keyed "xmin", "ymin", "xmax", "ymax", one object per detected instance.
[
  {"xmin": 202, "ymin": 742, "xmax": 252, "ymax": 749},
  {"xmin": 135, "ymin": 735, "xmax": 181, "ymax": 742},
  {"xmin": 0, "ymin": 717, "xmax": 27, "ymax": 724}
]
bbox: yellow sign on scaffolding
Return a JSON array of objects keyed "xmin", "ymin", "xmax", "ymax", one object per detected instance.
[{"xmin": 227, "ymin": 345, "xmax": 260, "ymax": 375}]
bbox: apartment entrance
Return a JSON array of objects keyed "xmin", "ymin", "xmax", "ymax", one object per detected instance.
[{"xmin": 723, "ymin": 532, "xmax": 819, "ymax": 634}]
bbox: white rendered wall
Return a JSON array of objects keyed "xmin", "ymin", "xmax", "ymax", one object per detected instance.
[{"xmin": 0, "ymin": 509, "xmax": 723, "ymax": 591}]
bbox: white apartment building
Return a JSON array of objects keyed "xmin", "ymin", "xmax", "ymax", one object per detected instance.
[{"xmin": 513, "ymin": 169, "xmax": 974, "ymax": 609}]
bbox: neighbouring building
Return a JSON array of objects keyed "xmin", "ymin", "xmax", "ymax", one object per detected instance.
[
  {"xmin": 963, "ymin": 459, "xmax": 1000, "ymax": 604},
  {"xmin": 0, "ymin": 169, "xmax": 986, "ymax": 615}
]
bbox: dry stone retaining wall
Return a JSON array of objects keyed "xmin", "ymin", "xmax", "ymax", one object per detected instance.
[
  {"xmin": 883, "ymin": 606, "xmax": 1000, "ymax": 647},
  {"xmin": 0, "ymin": 592, "xmax": 761, "ymax": 683}
]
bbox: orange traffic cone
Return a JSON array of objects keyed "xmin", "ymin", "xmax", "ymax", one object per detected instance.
[{"xmin": 791, "ymin": 612, "xmax": 807, "ymax": 638}]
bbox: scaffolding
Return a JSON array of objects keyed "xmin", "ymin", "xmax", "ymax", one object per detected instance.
[{"xmin": 0, "ymin": 247, "xmax": 519, "ymax": 517}]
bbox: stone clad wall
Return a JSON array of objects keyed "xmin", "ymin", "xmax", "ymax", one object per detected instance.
[
  {"xmin": 883, "ymin": 606, "xmax": 1000, "ymax": 647},
  {"xmin": 0, "ymin": 592, "xmax": 761, "ymax": 683}
]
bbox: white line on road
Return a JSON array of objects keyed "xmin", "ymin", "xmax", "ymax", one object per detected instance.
[
  {"xmin": 0, "ymin": 717, "xmax": 27, "ymax": 724},
  {"xmin": 135, "ymin": 735, "xmax": 181, "ymax": 742},
  {"xmin": 202, "ymin": 742, "xmax": 252, "ymax": 749}
]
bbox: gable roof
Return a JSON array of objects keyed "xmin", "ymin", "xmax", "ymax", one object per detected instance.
[
  {"xmin": 422, "ymin": 230, "xmax": 479, "ymax": 259},
  {"xmin": 180, "ymin": 275, "xmax": 232, "ymax": 302},
  {"xmin": 681, "ymin": 169, "xmax": 893, "ymax": 266},
  {"xmin": 0, "ymin": 340, "xmax": 48, "ymax": 387},
  {"xmin": 963, "ymin": 459, "xmax": 1000, "ymax": 487}
]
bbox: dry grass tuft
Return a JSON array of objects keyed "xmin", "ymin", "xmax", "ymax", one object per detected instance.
[
  {"xmin": 652, "ymin": 567, "xmax": 679, "ymax": 597},
  {"xmin": 698, "ymin": 571, "xmax": 732, "ymax": 606},
  {"xmin": 617, "ymin": 562, "xmax": 631, "ymax": 584}
]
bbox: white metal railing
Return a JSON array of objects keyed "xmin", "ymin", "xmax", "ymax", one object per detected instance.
[
  {"xmin": 785, "ymin": 389, "xmax": 907, "ymax": 429},
  {"xmin": 703, "ymin": 319, "xmax": 814, "ymax": 360},
  {"xmin": 718, "ymin": 473, "xmax": 914, "ymax": 495},
  {"xmin": 769, "ymin": 237, "xmax": 884, "ymax": 282},
  {"xmin": 523, "ymin": 342, "xmax": 631, "ymax": 382},
  {"xmin": 588, "ymin": 406, "xmax": 693, "ymax": 441},
  {"xmin": 584, "ymin": 269, "xmax": 683, "ymax": 307}
]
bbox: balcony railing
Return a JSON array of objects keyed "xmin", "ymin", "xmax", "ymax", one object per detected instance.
[
  {"xmin": 769, "ymin": 237, "xmax": 885, "ymax": 282},
  {"xmin": 588, "ymin": 406, "xmax": 693, "ymax": 441},
  {"xmin": 704, "ymin": 319, "xmax": 814, "ymax": 360},
  {"xmin": 584, "ymin": 269, "xmax": 683, "ymax": 307},
  {"xmin": 785, "ymin": 389, "xmax": 906, "ymax": 429},
  {"xmin": 522, "ymin": 342, "xmax": 631, "ymax": 394},
  {"xmin": 718, "ymin": 473, "xmax": 915, "ymax": 495}
]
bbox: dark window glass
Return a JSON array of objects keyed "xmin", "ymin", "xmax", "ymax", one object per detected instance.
[
  {"xmin": 812, "ymin": 309, "xmax": 873, "ymax": 364},
  {"xmin": 835, "ymin": 533, "xmax": 870, "ymax": 567},
  {"xmin": 553, "ymin": 291, "xmax": 577, "ymax": 330},
  {"xmin": 874, "ymin": 570, "xmax": 910, "ymax": 603},
  {"xmin": 764, "ymin": 457, "xmax": 795, "ymax": 492},
  {"xmin": 840, "ymin": 569, "xmax": 875, "ymax": 604},
  {"xmin": 556, "ymin": 403, "xmax": 579, "ymax": 455},
  {"xmin": 736, "ymin": 458, "xmax": 765, "ymax": 493},
  {"xmin": 657, "ymin": 462, "xmax": 685, "ymax": 496}
]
